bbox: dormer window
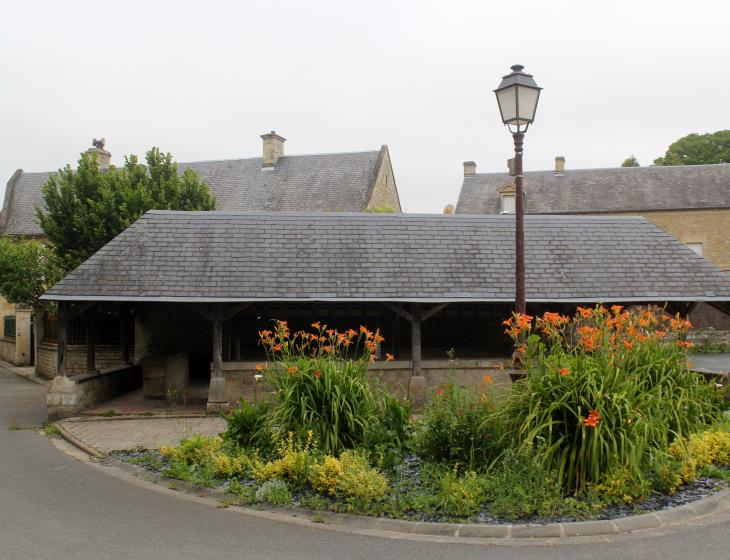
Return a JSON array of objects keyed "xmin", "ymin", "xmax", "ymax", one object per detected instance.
[{"xmin": 497, "ymin": 183, "xmax": 516, "ymax": 214}]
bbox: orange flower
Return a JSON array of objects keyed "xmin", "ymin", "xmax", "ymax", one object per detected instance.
[
  {"xmin": 483, "ymin": 374, "xmax": 493, "ymax": 384},
  {"xmin": 322, "ymin": 345, "xmax": 333, "ymax": 353},
  {"xmin": 656, "ymin": 331, "xmax": 666, "ymax": 338},
  {"xmin": 577, "ymin": 306, "xmax": 593, "ymax": 318},
  {"xmin": 583, "ymin": 409, "xmax": 600, "ymax": 428},
  {"xmin": 369, "ymin": 354, "xmax": 377, "ymax": 362},
  {"xmin": 559, "ymin": 367, "xmax": 570, "ymax": 377},
  {"xmin": 610, "ymin": 305, "xmax": 623, "ymax": 314},
  {"xmin": 385, "ymin": 353, "xmax": 395, "ymax": 361},
  {"xmin": 272, "ymin": 343, "xmax": 282, "ymax": 352},
  {"xmin": 311, "ymin": 321, "xmax": 321, "ymax": 329},
  {"xmin": 623, "ymin": 340, "xmax": 633, "ymax": 349},
  {"xmin": 255, "ymin": 363, "xmax": 265, "ymax": 371},
  {"xmin": 502, "ymin": 318, "xmax": 512, "ymax": 326},
  {"xmin": 359, "ymin": 325, "xmax": 368, "ymax": 334},
  {"xmin": 543, "ymin": 312, "xmax": 569, "ymax": 326},
  {"xmin": 313, "ymin": 370, "xmax": 321, "ymax": 379},
  {"xmin": 676, "ymin": 340, "xmax": 694, "ymax": 349},
  {"xmin": 287, "ymin": 366, "xmax": 298, "ymax": 375},
  {"xmin": 346, "ymin": 328, "xmax": 357, "ymax": 337},
  {"xmin": 326, "ymin": 329, "xmax": 335, "ymax": 337}
]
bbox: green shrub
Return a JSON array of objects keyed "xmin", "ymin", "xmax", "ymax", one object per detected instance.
[
  {"xmin": 590, "ymin": 466, "xmax": 652, "ymax": 505},
  {"xmin": 252, "ymin": 432, "xmax": 319, "ymax": 490},
  {"xmin": 255, "ymin": 479, "xmax": 292, "ymax": 505},
  {"xmin": 309, "ymin": 450, "xmax": 388, "ymax": 504},
  {"xmin": 414, "ymin": 377, "xmax": 497, "ymax": 469},
  {"xmin": 500, "ymin": 306, "xmax": 722, "ymax": 493},
  {"xmin": 222, "ymin": 398, "xmax": 274, "ymax": 452},
  {"xmin": 259, "ymin": 321, "xmax": 406, "ymax": 454},
  {"xmin": 668, "ymin": 429, "xmax": 730, "ymax": 483},
  {"xmin": 432, "ymin": 467, "xmax": 485, "ymax": 517}
]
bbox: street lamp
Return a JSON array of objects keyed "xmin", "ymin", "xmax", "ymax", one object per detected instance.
[{"xmin": 494, "ymin": 64, "xmax": 542, "ymax": 315}]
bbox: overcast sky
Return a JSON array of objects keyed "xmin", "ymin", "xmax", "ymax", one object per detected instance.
[{"xmin": 1, "ymin": 0, "xmax": 728, "ymax": 213}]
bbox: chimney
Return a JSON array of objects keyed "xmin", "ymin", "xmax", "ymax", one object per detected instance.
[
  {"xmin": 554, "ymin": 156, "xmax": 566, "ymax": 175},
  {"xmin": 86, "ymin": 138, "xmax": 111, "ymax": 170},
  {"xmin": 463, "ymin": 161, "xmax": 476, "ymax": 177},
  {"xmin": 507, "ymin": 158, "xmax": 516, "ymax": 176},
  {"xmin": 443, "ymin": 204, "xmax": 455, "ymax": 215},
  {"xmin": 261, "ymin": 131, "xmax": 286, "ymax": 167}
]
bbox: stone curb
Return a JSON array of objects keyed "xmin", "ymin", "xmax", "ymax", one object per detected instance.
[
  {"xmin": 53, "ymin": 424, "xmax": 730, "ymax": 541},
  {"xmin": 66, "ymin": 413, "xmax": 214, "ymax": 422}
]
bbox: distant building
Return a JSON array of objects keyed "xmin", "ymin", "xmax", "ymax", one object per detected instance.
[{"xmin": 455, "ymin": 158, "xmax": 730, "ymax": 328}]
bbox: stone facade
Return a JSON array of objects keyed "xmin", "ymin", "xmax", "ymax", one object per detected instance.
[
  {"xmin": 0, "ymin": 303, "xmax": 32, "ymax": 366},
  {"xmin": 221, "ymin": 358, "xmax": 517, "ymax": 405},
  {"xmin": 36, "ymin": 342, "xmax": 130, "ymax": 379},
  {"xmin": 366, "ymin": 148, "xmax": 401, "ymax": 211}
]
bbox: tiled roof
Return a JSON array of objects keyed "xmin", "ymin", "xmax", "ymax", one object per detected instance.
[
  {"xmin": 0, "ymin": 150, "xmax": 384, "ymax": 236},
  {"xmin": 456, "ymin": 164, "xmax": 730, "ymax": 214},
  {"xmin": 42, "ymin": 211, "xmax": 730, "ymax": 303}
]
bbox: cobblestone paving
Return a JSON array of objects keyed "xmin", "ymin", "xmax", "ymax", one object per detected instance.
[{"xmin": 58, "ymin": 417, "xmax": 226, "ymax": 452}]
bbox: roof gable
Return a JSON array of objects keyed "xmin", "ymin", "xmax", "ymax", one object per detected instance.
[{"xmin": 42, "ymin": 211, "xmax": 730, "ymax": 303}]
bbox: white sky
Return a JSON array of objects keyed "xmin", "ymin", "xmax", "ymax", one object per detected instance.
[{"xmin": 1, "ymin": 0, "xmax": 728, "ymax": 213}]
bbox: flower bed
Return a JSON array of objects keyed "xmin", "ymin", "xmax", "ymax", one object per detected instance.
[{"xmin": 119, "ymin": 310, "xmax": 730, "ymax": 522}]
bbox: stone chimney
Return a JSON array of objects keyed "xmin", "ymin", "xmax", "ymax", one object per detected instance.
[
  {"xmin": 443, "ymin": 204, "xmax": 455, "ymax": 215},
  {"xmin": 554, "ymin": 156, "xmax": 566, "ymax": 175},
  {"xmin": 86, "ymin": 138, "xmax": 111, "ymax": 170},
  {"xmin": 261, "ymin": 131, "xmax": 286, "ymax": 167},
  {"xmin": 463, "ymin": 161, "xmax": 476, "ymax": 177}
]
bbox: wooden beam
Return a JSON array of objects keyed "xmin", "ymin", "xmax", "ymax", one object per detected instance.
[
  {"xmin": 68, "ymin": 301, "xmax": 96, "ymax": 319},
  {"xmin": 382, "ymin": 302, "xmax": 413, "ymax": 322},
  {"xmin": 119, "ymin": 304, "xmax": 130, "ymax": 364},
  {"xmin": 57, "ymin": 302, "xmax": 68, "ymax": 377},
  {"xmin": 421, "ymin": 302, "xmax": 449, "ymax": 322},
  {"xmin": 188, "ymin": 303, "xmax": 217, "ymax": 322},
  {"xmin": 411, "ymin": 307, "xmax": 422, "ymax": 377},
  {"xmin": 221, "ymin": 302, "xmax": 253, "ymax": 322}
]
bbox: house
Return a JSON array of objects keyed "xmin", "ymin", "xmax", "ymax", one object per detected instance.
[
  {"xmin": 0, "ymin": 132, "xmax": 401, "ymax": 369},
  {"xmin": 41, "ymin": 210, "xmax": 730, "ymax": 419},
  {"xmin": 455, "ymin": 158, "xmax": 730, "ymax": 328}
]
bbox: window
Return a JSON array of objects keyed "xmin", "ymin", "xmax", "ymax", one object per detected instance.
[
  {"xmin": 686, "ymin": 242, "xmax": 703, "ymax": 256},
  {"xmin": 500, "ymin": 194, "xmax": 516, "ymax": 214},
  {"xmin": 3, "ymin": 315, "xmax": 16, "ymax": 338}
]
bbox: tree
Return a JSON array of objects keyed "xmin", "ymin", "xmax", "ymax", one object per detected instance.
[
  {"xmin": 0, "ymin": 237, "xmax": 62, "ymax": 309},
  {"xmin": 653, "ymin": 130, "xmax": 730, "ymax": 166},
  {"xmin": 621, "ymin": 155, "xmax": 640, "ymax": 167},
  {"xmin": 37, "ymin": 148, "xmax": 216, "ymax": 272}
]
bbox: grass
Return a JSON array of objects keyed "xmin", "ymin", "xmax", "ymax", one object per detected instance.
[
  {"xmin": 8, "ymin": 421, "xmax": 22, "ymax": 431},
  {"xmin": 43, "ymin": 421, "xmax": 60, "ymax": 436}
]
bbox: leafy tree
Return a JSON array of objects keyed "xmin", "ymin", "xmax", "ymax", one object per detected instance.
[
  {"xmin": 37, "ymin": 148, "xmax": 216, "ymax": 272},
  {"xmin": 653, "ymin": 130, "xmax": 730, "ymax": 166},
  {"xmin": 621, "ymin": 155, "xmax": 640, "ymax": 167},
  {"xmin": 0, "ymin": 237, "xmax": 62, "ymax": 309}
]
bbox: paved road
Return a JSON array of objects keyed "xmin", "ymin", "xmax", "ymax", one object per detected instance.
[{"xmin": 1, "ymin": 366, "xmax": 730, "ymax": 560}]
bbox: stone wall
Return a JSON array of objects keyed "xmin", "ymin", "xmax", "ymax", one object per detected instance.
[
  {"xmin": 0, "ymin": 337, "xmax": 14, "ymax": 363},
  {"xmin": 221, "ymin": 358, "xmax": 516, "ymax": 405},
  {"xmin": 36, "ymin": 342, "xmax": 130, "ymax": 379},
  {"xmin": 366, "ymin": 148, "xmax": 401, "ymax": 212},
  {"xmin": 688, "ymin": 329, "xmax": 730, "ymax": 349}
]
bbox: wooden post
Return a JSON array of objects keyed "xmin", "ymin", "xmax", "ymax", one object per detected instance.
[
  {"xmin": 212, "ymin": 317, "xmax": 223, "ymax": 379},
  {"xmin": 233, "ymin": 322, "xmax": 242, "ymax": 361},
  {"xmin": 57, "ymin": 302, "xmax": 68, "ymax": 377},
  {"xmin": 86, "ymin": 310, "xmax": 97, "ymax": 373},
  {"xmin": 120, "ymin": 304, "xmax": 130, "ymax": 364},
  {"xmin": 410, "ymin": 314, "xmax": 422, "ymax": 377}
]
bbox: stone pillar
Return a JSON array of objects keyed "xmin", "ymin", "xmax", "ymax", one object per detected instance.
[
  {"xmin": 13, "ymin": 307, "xmax": 32, "ymax": 366},
  {"xmin": 47, "ymin": 301, "xmax": 82, "ymax": 419},
  {"xmin": 207, "ymin": 316, "xmax": 229, "ymax": 412}
]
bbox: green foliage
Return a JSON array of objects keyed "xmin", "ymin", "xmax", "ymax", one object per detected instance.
[
  {"xmin": 432, "ymin": 467, "xmax": 485, "ymax": 517},
  {"xmin": 668, "ymin": 429, "xmax": 730, "ymax": 483},
  {"xmin": 621, "ymin": 155, "xmax": 640, "ymax": 167},
  {"xmin": 252, "ymin": 432, "xmax": 320, "ymax": 490},
  {"xmin": 309, "ymin": 450, "xmax": 388, "ymax": 505},
  {"xmin": 414, "ymin": 377, "xmax": 497, "ymax": 469},
  {"xmin": 222, "ymin": 399, "xmax": 274, "ymax": 452},
  {"xmin": 590, "ymin": 465, "xmax": 652, "ymax": 505},
  {"xmin": 260, "ymin": 321, "xmax": 407, "ymax": 454},
  {"xmin": 0, "ymin": 237, "xmax": 61, "ymax": 309},
  {"xmin": 255, "ymin": 479, "xmax": 292, "ymax": 505},
  {"xmin": 500, "ymin": 306, "xmax": 722, "ymax": 493},
  {"xmin": 37, "ymin": 148, "xmax": 216, "ymax": 272},
  {"xmin": 653, "ymin": 130, "xmax": 730, "ymax": 166}
]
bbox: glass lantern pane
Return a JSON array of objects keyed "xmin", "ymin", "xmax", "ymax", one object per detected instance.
[
  {"xmin": 516, "ymin": 86, "xmax": 540, "ymax": 124},
  {"xmin": 496, "ymin": 87, "xmax": 517, "ymax": 124}
]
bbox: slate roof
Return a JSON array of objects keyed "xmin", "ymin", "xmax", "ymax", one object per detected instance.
[
  {"xmin": 42, "ymin": 211, "xmax": 730, "ymax": 303},
  {"xmin": 0, "ymin": 149, "xmax": 386, "ymax": 236},
  {"xmin": 456, "ymin": 164, "xmax": 730, "ymax": 214}
]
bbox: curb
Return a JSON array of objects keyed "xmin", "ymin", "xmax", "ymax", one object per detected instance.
[
  {"xmin": 68, "ymin": 413, "xmax": 215, "ymax": 422},
  {"xmin": 54, "ymin": 421, "xmax": 104, "ymax": 458}
]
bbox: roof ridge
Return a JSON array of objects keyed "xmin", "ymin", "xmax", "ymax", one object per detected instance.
[{"xmin": 471, "ymin": 162, "xmax": 730, "ymax": 178}]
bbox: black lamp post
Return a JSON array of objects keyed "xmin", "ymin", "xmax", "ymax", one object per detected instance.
[{"xmin": 494, "ymin": 64, "xmax": 542, "ymax": 315}]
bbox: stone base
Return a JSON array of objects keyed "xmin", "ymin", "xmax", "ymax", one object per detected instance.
[
  {"xmin": 207, "ymin": 377, "xmax": 230, "ymax": 414},
  {"xmin": 46, "ymin": 376, "xmax": 82, "ymax": 420},
  {"xmin": 407, "ymin": 375, "xmax": 428, "ymax": 409}
]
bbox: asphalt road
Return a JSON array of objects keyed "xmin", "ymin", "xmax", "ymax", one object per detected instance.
[{"xmin": 1, "ymin": 366, "xmax": 729, "ymax": 560}]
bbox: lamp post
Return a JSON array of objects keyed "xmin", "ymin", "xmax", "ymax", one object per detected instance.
[{"xmin": 494, "ymin": 64, "xmax": 542, "ymax": 315}]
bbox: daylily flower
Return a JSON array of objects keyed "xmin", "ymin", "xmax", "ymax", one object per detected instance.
[{"xmin": 583, "ymin": 409, "xmax": 600, "ymax": 428}]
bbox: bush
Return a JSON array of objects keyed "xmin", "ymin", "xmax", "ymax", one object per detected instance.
[
  {"xmin": 222, "ymin": 398, "xmax": 274, "ymax": 452},
  {"xmin": 414, "ymin": 377, "xmax": 497, "ymax": 469},
  {"xmin": 259, "ymin": 320, "xmax": 408, "ymax": 454},
  {"xmin": 668, "ymin": 430, "xmax": 730, "ymax": 483},
  {"xmin": 590, "ymin": 466, "xmax": 652, "ymax": 505},
  {"xmin": 309, "ymin": 450, "xmax": 388, "ymax": 503},
  {"xmin": 500, "ymin": 306, "xmax": 722, "ymax": 493},
  {"xmin": 252, "ymin": 432, "xmax": 319, "ymax": 490},
  {"xmin": 432, "ymin": 467, "xmax": 485, "ymax": 517},
  {"xmin": 255, "ymin": 479, "xmax": 292, "ymax": 505}
]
